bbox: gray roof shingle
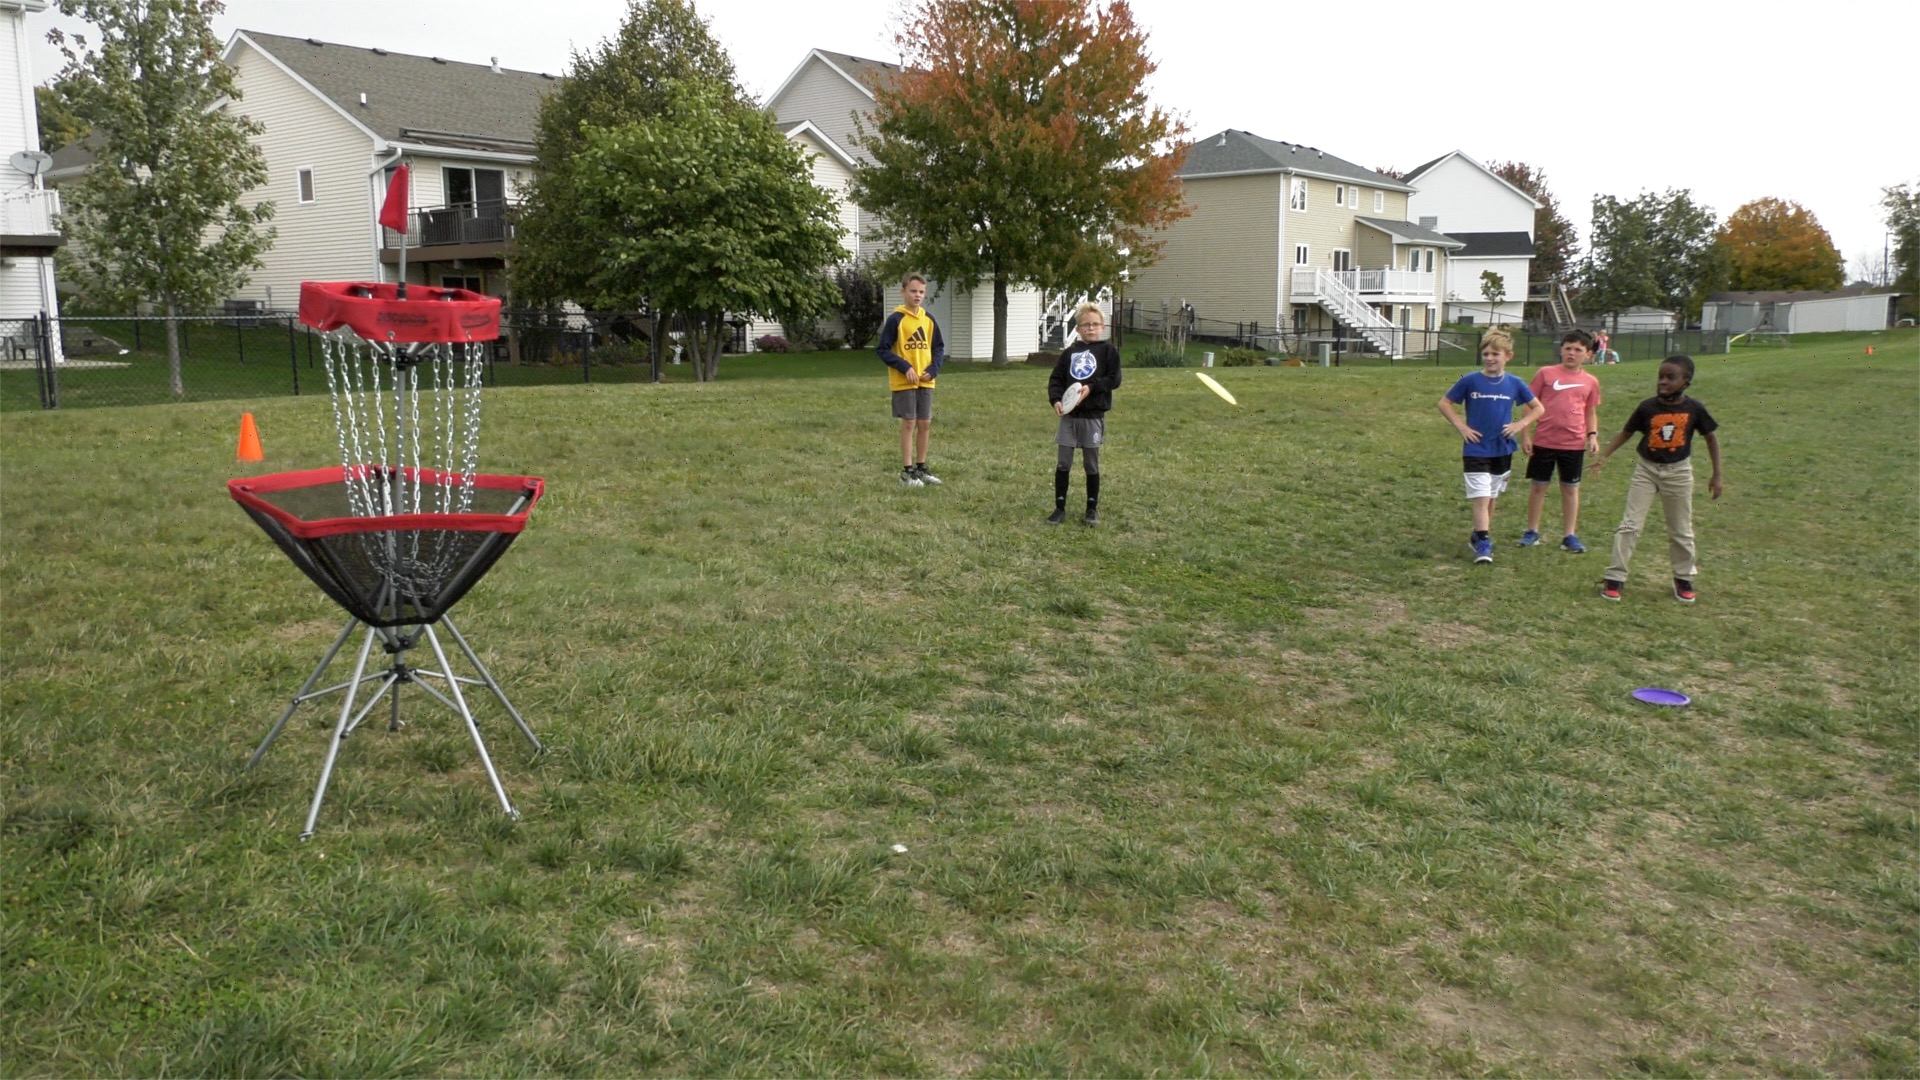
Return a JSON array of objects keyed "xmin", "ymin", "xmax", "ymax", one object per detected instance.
[
  {"xmin": 1355, "ymin": 216, "xmax": 1464, "ymax": 248},
  {"xmin": 237, "ymin": 31, "xmax": 559, "ymax": 153},
  {"xmin": 1447, "ymin": 231, "xmax": 1535, "ymax": 258},
  {"xmin": 1181, "ymin": 130, "xmax": 1413, "ymax": 191}
]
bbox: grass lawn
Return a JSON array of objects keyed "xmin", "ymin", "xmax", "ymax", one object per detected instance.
[{"xmin": 3, "ymin": 330, "xmax": 1915, "ymax": 1076}]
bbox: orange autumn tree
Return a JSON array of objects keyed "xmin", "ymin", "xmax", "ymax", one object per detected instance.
[
  {"xmin": 850, "ymin": 0, "xmax": 1188, "ymax": 364},
  {"xmin": 1718, "ymin": 197, "xmax": 1845, "ymax": 293}
]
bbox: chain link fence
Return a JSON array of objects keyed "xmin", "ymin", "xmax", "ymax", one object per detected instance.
[{"xmin": 1, "ymin": 308, "xmax": 755, "ymax": 411}]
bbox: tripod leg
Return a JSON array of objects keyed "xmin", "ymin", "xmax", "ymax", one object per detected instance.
[
  {"xmin": 423, "ymin": 623, "xmax": 519, "ymax": 820},
  {"xmin": 250, "ymin": 616, "xmax": 360, "ymax": 770},
  {"xmin": 440, "ymin": 614, "xmax": 542, "ymax": 753},
  {"xmin": 301, "ymin": 623, "xmax": 379, "ymax": 840}
]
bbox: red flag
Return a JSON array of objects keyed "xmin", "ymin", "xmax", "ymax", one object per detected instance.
[{"xmin": 378, "ymin": 164, "xmax": 411, "ymax": 233}]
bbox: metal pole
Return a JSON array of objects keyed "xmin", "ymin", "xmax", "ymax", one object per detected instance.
[{"xmin": 287, "ymin": 315, "xmax": 300, "ymax": 395}]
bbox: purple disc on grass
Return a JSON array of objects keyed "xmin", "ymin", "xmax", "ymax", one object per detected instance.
[{"xmin": 1632, "ymin": 687, "xmax": 1691, "ymax": 706}]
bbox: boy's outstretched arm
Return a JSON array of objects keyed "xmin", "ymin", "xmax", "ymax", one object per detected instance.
[
  {"xmin": 1590, "ymin": 429, "xmax": 1631, "ymax": 471},
  {"xmin": 1704, "ymin": 431, "xmax": 1723, "ymax": 499}
]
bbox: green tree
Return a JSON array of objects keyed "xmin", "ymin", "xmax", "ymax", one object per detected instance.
[
  {"xmin": 1479, "ymin": 269, "xmax": 1505, "ymax": 322},
  {"xmin": 1883, "ymin": 180, "xmax": 1919, "ymax": 318},
  {"xmin": 50, "ymin": 0, "xmax": 273, "ymax": 397},
  {"xmin": 511, "ymin": 0, "xmax": 746, "ymax": 379},
  {"xmin": 834, "ymin": 262, "xmax": 886, "ymax": 349},
  {"xmin": 1490, "ymin": 160, "xmax": 1578, "ymax": 286},
  {"xmin": 1717, "ymin": 198, "xmax": 1844, "ymax": 293},
  {"xmin": 34, "ymin": 81, "xmax": 90, "ymax": 153},
  {"xmin": 850, "ymin": 0, "xmax": 1188, "ymax": 364},
  {"xmin": 566, "ymin": 82, "xmax": 843, "ymax": 381},
  {"xmin": 1583, "ymin": 189, "xmax": 1719, "ymax": 322}
]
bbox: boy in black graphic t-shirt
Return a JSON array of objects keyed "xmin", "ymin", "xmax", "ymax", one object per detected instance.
[{"xmin": 1591, "ymin": 355, "xmax": 1724, "ymax": 602}]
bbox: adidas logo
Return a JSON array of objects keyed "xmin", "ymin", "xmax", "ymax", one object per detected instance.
[{"xmin": 905, "ymin": 327, "xmax": 927, "ymax": 346}]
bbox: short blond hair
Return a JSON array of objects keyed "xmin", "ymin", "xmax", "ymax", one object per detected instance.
[
  {"xmin": 1072, "ymin": 302, "xmax": 1105, "ymax": 326},
  {"xmin": 1479, "ymin": 327, "xmax": 1514, "ymax": 355}
]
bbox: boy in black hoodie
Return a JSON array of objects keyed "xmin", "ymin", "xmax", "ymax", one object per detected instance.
[{"xmin": 1046, "ymin": 302, "xmax": 1123, "ymax": 526}]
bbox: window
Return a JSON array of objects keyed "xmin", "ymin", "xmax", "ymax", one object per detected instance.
[
  {"xmin": 297, "ymin": 167, "xmax": 315, "ymax": 203},
  {"xmin": 1292, "ymin": 305, "xmax": 1309, "ymax": 332},
  {"xmin": 443, "ymin": 166, "xmax": 506, "ymax": 213},
  {"xmin": 1295, "ymin": 244, "xmax": 1309, "ymax": 266},
  {"xmin": 1373, "ymin": 190, "xmax": 1384, "ymax": 213},
  {"xmin": 1334, "ymin": 184, "xmax": 1347, "ymax": 207},
  {"xmin": 1425, "ymin": 250, "xmax": 1435, "ymax": 272},
  {"xmin": 1409, "ymin": 248, "xmax": 1423, "ymax": 271},
  {"xmin": 1290, "ymin": 178, "xmax": 1307, "ymax": 211},
  {"xmin": 1332, "ymin": 249, "xmax": 1352, "ymax": 272},
  {"xmin": 441, "ymin": 275, "xmax": 482, "ymax": 292}
]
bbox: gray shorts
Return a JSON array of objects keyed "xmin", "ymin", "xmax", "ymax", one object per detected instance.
[
  {"xmin": 891, "ymin": 387, "xmax": 933, "ymax": 420},
  {"xmin": 1056, "ymin": 415, "xmax": 1104, "ymax": 448}
]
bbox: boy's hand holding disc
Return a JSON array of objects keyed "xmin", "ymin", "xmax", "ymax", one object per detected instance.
[{"xmin": 1057, "ymin": 381, "xmax": 1088, "ymax": 415}]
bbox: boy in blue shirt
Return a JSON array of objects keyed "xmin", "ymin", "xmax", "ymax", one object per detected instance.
[{"xmin": 1438, "ymin": 328, "xmax": 1544, "ymax": 564}]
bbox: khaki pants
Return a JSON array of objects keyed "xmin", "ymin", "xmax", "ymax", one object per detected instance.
[{"xmin": 1606, "ymin": 457, "xmax": 1697, "ymax": 582}]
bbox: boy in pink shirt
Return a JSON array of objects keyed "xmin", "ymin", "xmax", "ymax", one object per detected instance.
[{"xmin": 1519, "ymin": 330, "xmax": 1602, "ymax": 552}]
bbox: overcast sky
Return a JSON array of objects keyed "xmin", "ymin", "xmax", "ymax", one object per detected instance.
[{"xmin": 25, "ymin": 0, "xmax": 1919, "ymax": 277}]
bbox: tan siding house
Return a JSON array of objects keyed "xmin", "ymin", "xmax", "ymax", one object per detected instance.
[{"xmin": 1133, "ymin": 130, "xmax": 1460, "ymax": 358}]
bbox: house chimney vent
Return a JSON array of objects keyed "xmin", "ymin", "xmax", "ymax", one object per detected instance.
[
  {"xmin": 1419, "ymin": 216, "xmax": 1438, "ymax": 228},
  {"xmin": 358, "ymin": 92, "xmax": 368, "ymax": 106},
  {"xmin": 491, "ymin": 57, "xmax": 501, "ymax": 73}
]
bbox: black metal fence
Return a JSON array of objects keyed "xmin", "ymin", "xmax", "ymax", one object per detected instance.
[{"xmin": 2, "ymin": 308, "xmax": 757, "ymax": 412}]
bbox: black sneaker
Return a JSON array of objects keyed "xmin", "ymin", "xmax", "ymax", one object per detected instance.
[
  {"xmin": 1083, "ymin": 508, "xmax": 1099, "ymax": 527},
  {"xmin": 1046, "ymin": 508, "xmax": 1066, "ymax": 525},
  {"xmin": 915, "ymin": 464, "xmax": 942, "ymax": 485}
]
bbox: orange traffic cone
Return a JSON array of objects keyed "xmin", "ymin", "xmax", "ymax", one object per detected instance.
[
  {"xmin": 1866, "ymin": 345, "xmax": 1875, "ymax": 356},
  {"xmin": 236, "ymin": 412, "xmax": 264, "ymax": 461}
]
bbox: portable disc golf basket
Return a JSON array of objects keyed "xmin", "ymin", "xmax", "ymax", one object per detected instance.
[{"xmin": 231, "ymin": 281, "xmax": 544, "ymax": 839}]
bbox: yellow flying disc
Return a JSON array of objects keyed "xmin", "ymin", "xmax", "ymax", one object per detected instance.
[{"xmin": 1195, "ymin": 371, "xmax": 1237, "ymax": 405}]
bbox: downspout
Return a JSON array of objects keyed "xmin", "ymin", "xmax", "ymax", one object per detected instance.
[{"xmin": 370, "ymin": 146, "xmax": 403, "ymax": 282}]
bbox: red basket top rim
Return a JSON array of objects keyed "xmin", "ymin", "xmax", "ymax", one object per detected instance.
[
  {"xmin": 229, "ymin": 466, "xmax": 541, "ymax": 539},
  {"xmin": 299, "ymin": 281, "xmax": 501, "ymax": 344}
]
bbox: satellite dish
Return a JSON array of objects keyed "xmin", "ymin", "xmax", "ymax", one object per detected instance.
[{"xmin": 10, "ymin": 151, "xmax": 54, "ymax": 178}]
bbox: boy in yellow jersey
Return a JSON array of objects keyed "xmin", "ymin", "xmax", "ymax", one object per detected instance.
[{"xmin": 877, "ymin": 273, "xmax": 947, "ymax": 486}]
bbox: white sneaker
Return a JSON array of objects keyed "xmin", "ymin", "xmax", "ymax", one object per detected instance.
[
  {"xmin": 915, "ymin": 464, "xmax": 942, "ymax": 485},
  {"xmin": 899, "ymin": 468, "xmax": 923, "ymax": 488}
]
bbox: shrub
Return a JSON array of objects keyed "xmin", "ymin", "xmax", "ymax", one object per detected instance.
[
  {"xmin": 835, "ymin": 263, "xmax": 885, "ymax": 349},
  {"xmin": 817, "ymin": 337, "xmax": 844, "ymax": 351},
  {"xmin": 754, "ymin": 334, "xmax": 790, "ymax": 354},
  {"xmin": 1132, "ymin": 340, "xmax": 1187, "ymax": 367},
  {"xmin": 1217, "ymin": 346, "xmax": 1269, "ymax": 367}
]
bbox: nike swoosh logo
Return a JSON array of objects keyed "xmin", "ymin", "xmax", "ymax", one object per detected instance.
[{"xmin": 1552, "ymin": 380, "xmax": 1582, "ymax": 390}]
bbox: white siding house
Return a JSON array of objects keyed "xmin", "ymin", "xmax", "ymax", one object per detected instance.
[
  {"xmin": 1405, "ymin": 151, "xmax": 1539, "ymax": 326},
  {"xmin": 1, "ymin": 0, "xmax": 64, "ymax": 360},
  {"xmin": 765, "ymin": 47, "xmax": 1041, "ymax": 360}
]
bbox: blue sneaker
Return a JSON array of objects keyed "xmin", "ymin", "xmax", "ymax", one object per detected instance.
[
  {"xmin": 1519, "ymin": 529, "xmax": 1541, "ymax": 547},
  {"xmin": 1472, "ymin": 537, "xmax": 1493, "ymax": 564},
  {"xmin": 1561, "ymin": 534, "xmax": 1587, "ymax": 554}
]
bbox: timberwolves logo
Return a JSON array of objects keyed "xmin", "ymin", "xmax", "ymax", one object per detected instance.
[{"xmin": 1068, "ymin": 350, "xmax": 1097, "ymax": 380}]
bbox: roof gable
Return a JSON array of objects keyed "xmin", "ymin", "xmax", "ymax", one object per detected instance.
[
  {"xmin": 1181, "ymin": 129, "xmax": 1414, "ymax": 191},
  {"xmin": 1406, "ymin": 150, "xmax": 1541, "ymax": 210},
  {"xmin": 226, "ymin": 30, "xmax": 558, "ymax": 155},
  {"xmin": 781, "ymin": 120, "xmax": 859, "ymax": 170},
  {"xmin": 767, "ymin": 48, "xmax": 905, "ymax": 109}
]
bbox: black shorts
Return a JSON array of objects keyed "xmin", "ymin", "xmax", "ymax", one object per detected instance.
[
  {"xmin": 1462, "ymin": 454, "xmax": 1514, "ymax": 475},
  {"xmin": 1525, "ymin": 447, "xmax": 1585, "ymax": 485}
]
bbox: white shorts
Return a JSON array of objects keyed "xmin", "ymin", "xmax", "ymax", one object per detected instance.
[{"xmin": 1463, "ymin": 469, "xmax": 1510, "ymax": 500}]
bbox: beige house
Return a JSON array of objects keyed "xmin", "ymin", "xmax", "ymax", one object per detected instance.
[
  {"xmin": 214, "ymin": 31, "xmax": 555, "ymax": 308},
  {"xmin": 765, "ymin": 48, "xmax": 1042, "ymax": 360},
  {"xmin": 1130, "ymin": 129, "xmax": 1460, "ymax": 358},
  {"xmin": 2, "ymin": 0, "xmax": 64, "ymax": 359}
]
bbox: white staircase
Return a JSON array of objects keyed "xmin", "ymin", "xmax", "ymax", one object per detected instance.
[{"xmin": 1302, "ymin": 269, "xmax": 1401, "ymax": 358}]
